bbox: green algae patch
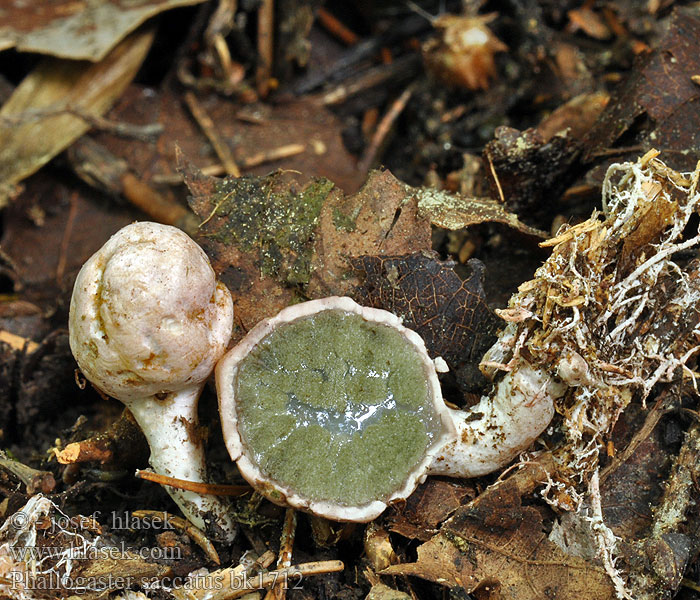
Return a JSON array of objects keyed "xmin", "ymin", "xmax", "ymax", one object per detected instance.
[
  {"xmin": 201, "ymin": 174, "xmax": 335, "ymax": 284},
  {"xmin": 233, "ymin": 309, "xmax": 445, "ymax": 507},
  {"xmin": 332, "ymin": 205, "xmax": 359, "ymax": 232}
]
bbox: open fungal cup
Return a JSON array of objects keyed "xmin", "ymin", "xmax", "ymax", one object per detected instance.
[
  {"xmin": 217, "ymin": 297, "xmax": 566, "ymax": 522},
  {"xmin": 69, "ymin": 222, "xmax": 237, "ymax": 541}
]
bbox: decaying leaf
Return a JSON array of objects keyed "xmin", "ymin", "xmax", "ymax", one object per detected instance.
[
  {"xmin": 384, "ymin": 454, "xmax": 614, "ymax": 599},
  {"xmin": 386, "ymin": 478, "xmax": 474, "ymax": 541},
  {"xmin": 0, "ymin": 0, "xmax": 204, "ymax": 61},
  {"xmin": 413, "ymin": 186, "xmax": 547, "ymax": 237},
  {"xmin": 351, "ymin": 253, "xmax": 500, "ymax": 392},
  {"xmin": 308, "ymin": 169, "xmax": 432, "ymax": 298},
  {"xmin": 583, "ymin": 8, "xmax": 700, "ymax": 168},
  {"xmin": 0, "ymin": 28, "xmax": 155, "ymax": 206},
  {"xmin": 422, "ymin": 13, "xmax": 507, "ymax": 91},
  {"xmin": 182, "ymin": 163, "xmax": 433, "ymax": 343}
]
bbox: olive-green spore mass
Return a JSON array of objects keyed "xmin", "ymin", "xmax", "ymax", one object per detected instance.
[{"xmin": 234, "ymin": 310, "xmax": 444, "ymax": 507}]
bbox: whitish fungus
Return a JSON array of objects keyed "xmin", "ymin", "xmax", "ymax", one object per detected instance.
[{"xmin": 69, "ymin": 222, "xmax": 237, "ymax": 541}]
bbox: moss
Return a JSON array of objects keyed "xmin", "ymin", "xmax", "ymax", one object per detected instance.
[
  {"xmin": 203, "ymin": 175, "xmax": 335, "ymax": 284},
  {"xmin": 233, "ymin": 310, "xmax": 446, "ymax": 507}
]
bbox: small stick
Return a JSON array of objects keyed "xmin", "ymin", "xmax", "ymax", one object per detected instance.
[
  {"xmin": 132, "ymin": 509, "xmax": 220, "ymax": 565},
  {"xmin": 0, "ymin": 330, "xmax": 39, "ymax": 353},
  {"xmin": 319, "ymin": 54, "xmax": 420, "ymax": 106},
  {"xmin": 55, "ymin": 439, "xmax": 112, "ymax": 464},
  {"xmin": 135, "ymin": 469, "xmax": 251, "ymax": 496},
  {"xmin": 487, "ymin": 154, "xmax": 505, "ymax": 204},
  {"xmin": 120, "ymin": 172, "xmax": 199, "ymax": 235},
  {"xmin": 217, "ymin": 560, "xmax": 344, "ymax": 600},
  {"xmin": 316, "ymin": 8, "xmax": 359, "ymax": 45},
  {"xmin": 264, "ymin": 508, "xmax": 297, "ymax": 600},
  {"xmin": 358, "ymin": 85, "xmax": 413, "ymax": 173},
  {"xmin": 150, "ymin": 143, "xmax": 306, "ymax": 184},
  {"xmin": 184, "ymin": 91, "xmax": 240, "ymax": 177},
  {"xmin": 256, "ymin": 0, "xmax": 275, "ymax": 97},
  {"xmin": 0, "ymin": 450, "xmax": 55, "ymax": 494}
]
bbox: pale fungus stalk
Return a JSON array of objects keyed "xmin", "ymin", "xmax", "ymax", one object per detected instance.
[{"xmin": 69, "ymin": 222, "xmax": 237, "ymax": 541}]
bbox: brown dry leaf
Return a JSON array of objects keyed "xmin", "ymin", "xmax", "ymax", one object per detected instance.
[
  {"xmin": 180, "ymin": 161, "xmax": 326, "ymax": 340},
  {"xmin": 308, "ymin": 169, "xmax": 432, "ymax": 298},
  {"xmin": 350, "ymin": 253, "xmax": 499, "ymax": 392},
  {"xmin": 0, "ymin": 28, "xmax": 155, "ymax": 206},
  {"xmin": 384, "ymin": 455, "xmax": 614, "ymax": 600},
  {"xmin": 537, "ymin": 91, "xmax": 610, "ymax": 142},
  {"xmin": 583, "ymin": 8, "xmax": 700, "ymax": 168},
  {"xmin": 180, "ymin": 162, "xmax": 431, "ymax": 343},
  {"xmin": 412, "ymin": 186, "xmax": 547, "ymax": 237},
  {"xmin": 0, "ymin": 0, "xmax": 204, "ymax": 61},
  {"xmin": 386, "ymin": 479, "xmax": 474, "ymax": 541}
]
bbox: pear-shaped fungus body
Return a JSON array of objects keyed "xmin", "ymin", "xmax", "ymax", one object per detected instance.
[{"xmin": 69, "ymin": 221, "xmax": 236, "ymax": 541}]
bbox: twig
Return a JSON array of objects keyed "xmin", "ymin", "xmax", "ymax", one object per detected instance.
[
  {"xmin": 184, "ymin": 91, "xmax": 240, "ymax": 177},
  {"xmin": 135, "ymin": 469, "xmax": 251, "ymax": 496},
  {"xmin": 256, "ymin": 0, "xmax": 275, "ymax": 97},
  {"xmin": 319, "ymin": 54, "xmax": 420, "ymax": 106},
  {"xmin": 132, "ymin": 509, "xmax": 220, "ymax": 565},
  {"xmin": 218, "ymin": 560, "xmax": 344, "ymax": 600},
  {"xmin": 292, "ymin": 14, "xmax": 427, "ymax": 95},
  {"xmin": 175, "ymin": 550, "xmax": 276, "ymax": 600},
  {"xmin": 316, "ymin": 8, "xmax": 359, "ymax": 45},
  {"xmin": 487, "ymin": 154, "xmax": 505, "ymax": 204},
  {"xmin": 67, "ymin": 137, "xmax": 199, "ymax": 235},
  {"xmin": 151, "ymin": 143, "xmax": 306, "ymax": 184},
  {"xmin": 0, "ymin": 330, "xmax": 39, "ymax": 353},
  {"xmin": 264, "ymin": 508, "xmax": 297, "ymax": 600},
  {"xmin": 120, "ymin": 172, "xmax": 199, "ymax": 234},
  {"xmin": 358, "ymin": 85, "xmax": 414, "ymax": 173},
  {"xmin": 0, "ymin": 450, "xmax": 55, "ymax": 494}
]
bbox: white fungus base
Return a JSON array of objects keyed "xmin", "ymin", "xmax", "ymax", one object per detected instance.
[
  {"xmin": 429, "ymin": 361, "xmax": 567, "ymax": 477},
  {"xmin": 126, "ymin": 387, "xmax": 238, "ymax": 542}
]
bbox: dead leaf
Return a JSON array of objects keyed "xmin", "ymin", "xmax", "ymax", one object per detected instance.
[
  {"xmin": 350, "ymin": 253, "xmax": 499, "ymax": 393},
  {"xmin": 384, "ymin": 456, "xmax": 615, "ymax": 600},
  {"xmin": 0, "ymin": 0, "xmax": 203, "ymax": 61},
  {"xmin": 413, "ymin": 186, "xmax": 547, "ymax": 237},
  {"xmin": 0, "ymin": 28, "xmax": 155, "ymax": 206},
  {"xmin": 583, "ymin": 8, "xmax": 700, "ymax": 168},
  {"xmin": 387, "ymin": 479, "xmax": 474, "ymax": 541},
  {"xmin": 537, "ymin": 91, "xmax": 610, "ymax": 143},
  {"xmin": 423, "ymin": 14, "xmax": 507, "ymax": 91},
  {"xmin": 308, "ymin": 169, "xmax": 432, "ymax": 298},
  {"xmin": 599, "ymin": 404, "xmax": 671, "ymax": 540},
  {"xmin": 180, "ymin": 162, "xmax": 431, "ymax": 343}
]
